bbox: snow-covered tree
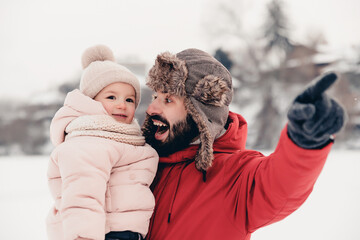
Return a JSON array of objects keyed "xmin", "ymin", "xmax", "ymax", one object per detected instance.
[{"xmin": 262, "ymin": 0, "xmax": 293, "ymax": 55}]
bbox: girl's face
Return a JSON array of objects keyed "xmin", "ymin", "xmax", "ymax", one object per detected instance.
[{"xmin": 94, "ymin": 82, "xmax": 136, "ymax": 124}]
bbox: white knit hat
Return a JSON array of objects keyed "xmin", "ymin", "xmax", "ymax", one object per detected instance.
[{"xmin": 80, "ymin": 44, "xmax": 141, "ymax": 108}]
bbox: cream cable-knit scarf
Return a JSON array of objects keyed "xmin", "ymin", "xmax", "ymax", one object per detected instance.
[{"xmin": 65, "ymin": 115, "xmax": 145, "ymax": 146}]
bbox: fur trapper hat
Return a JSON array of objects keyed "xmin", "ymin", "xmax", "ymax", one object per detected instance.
[
  {"xmin": 146, "ymin": 48, "xmax": 233, "ymax": 171},
  {"xmin": 80, "ymin": 44, "xmax": 141, "ymax": 108}
]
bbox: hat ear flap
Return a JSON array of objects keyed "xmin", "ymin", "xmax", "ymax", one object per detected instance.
[
  {"xmin": 192, "ymin": 75, "xmax": 231, "ymax": 107},
  {"xmin": 184, "ymin": 98, "xmax": 214, "ymax": 171}
]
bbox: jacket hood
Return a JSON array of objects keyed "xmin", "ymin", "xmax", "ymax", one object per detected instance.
[
  {"xmin": 50, "ymin": 89, "xmax": 108, "ymax": 146},
  {"xmin": 213, "ymin": 111, "xmax": 247, "ymax": 153},
  {"xmin": 159, "ymin": 111, "xmax": 247, "ymax": 166}
]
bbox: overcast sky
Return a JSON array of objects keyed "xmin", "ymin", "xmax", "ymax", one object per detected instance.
[{"xmin": 1, "ymin": 0, "xmax": 359, "ymax": 101}]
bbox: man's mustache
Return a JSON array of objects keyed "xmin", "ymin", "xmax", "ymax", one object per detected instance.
[{"xmin": 146, "ymin": 113, "xmax": 169, "ymax": 127}]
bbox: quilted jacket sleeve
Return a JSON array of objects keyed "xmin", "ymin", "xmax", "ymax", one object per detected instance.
[{"xmin": 56, "ymin": 142, "xmax": 112, "ymax": 240}]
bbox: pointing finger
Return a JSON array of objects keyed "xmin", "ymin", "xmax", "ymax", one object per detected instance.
[
  {"xmin": 297, "ymin": 72, "xmax": 338, "ymax": 102},
  {"xmin": 311, "ymin": 72, "xmax": 338, "ymax": 97}
]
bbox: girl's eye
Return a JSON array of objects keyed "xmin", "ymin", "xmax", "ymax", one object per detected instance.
[
  {"xmin": 126, "ymin": 98, "xmax": 135, "ymax": 103},
  {"xmin": 165, "ymin": 98, "xmax": 172, "ymax": 103},
  {"xmin": 107, "ymin": 96, "xmax": 115, "ymax": 100}
]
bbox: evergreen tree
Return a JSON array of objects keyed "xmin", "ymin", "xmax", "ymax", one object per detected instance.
[{"xmin": 252, "ymin": 0, "xmax": 294, "ymax": 149}]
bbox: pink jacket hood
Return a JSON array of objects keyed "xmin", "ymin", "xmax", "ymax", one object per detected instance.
[{"xmin": 50, "ymin": 89, "xmax": 108, "ymax": 146}]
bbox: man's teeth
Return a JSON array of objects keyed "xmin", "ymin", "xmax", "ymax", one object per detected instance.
[{"xmin": 153, "ymin": 121, "xmax": 167, "ymax": 127}]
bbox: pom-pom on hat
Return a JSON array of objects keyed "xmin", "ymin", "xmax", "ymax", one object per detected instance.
[{"xmin": 80, "ymin": 44, "xmax": 141, "ymax": 108}]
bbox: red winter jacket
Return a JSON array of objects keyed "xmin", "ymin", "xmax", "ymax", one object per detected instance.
[{"xmin": 146, "ymin": 112, "xmax": 332, "ymax": 240}]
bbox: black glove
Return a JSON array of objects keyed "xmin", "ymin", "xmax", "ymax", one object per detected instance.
[{"xmin": 287, "ymin": 72, "xmax": 346, "ymax": 149}]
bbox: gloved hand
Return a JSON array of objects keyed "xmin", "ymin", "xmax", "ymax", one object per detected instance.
[{"xmin": 287, "ymin": 72, "xmax": 346, "ymax": 149}]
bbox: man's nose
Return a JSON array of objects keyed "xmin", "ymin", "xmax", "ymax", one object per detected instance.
[{"xmin": 147, "ymin": 100, "xmax": 162, "ymax": 116}]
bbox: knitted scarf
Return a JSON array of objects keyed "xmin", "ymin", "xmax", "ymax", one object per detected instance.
[{"xmin": 65, "ymin": 115, "xmax": 145, "ymax": 146}]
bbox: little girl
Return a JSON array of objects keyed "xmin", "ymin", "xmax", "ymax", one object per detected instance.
[{"xmin": 46, "ymin": 45, "xmax": 158, "ymax": 240}]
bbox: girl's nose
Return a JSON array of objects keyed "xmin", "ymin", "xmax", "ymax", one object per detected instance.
[{"xmin": 116, "ymin": 101, "xmax": 126, "ymax": 109}]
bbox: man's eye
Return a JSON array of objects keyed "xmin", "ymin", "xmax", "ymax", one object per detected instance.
[
  {"xmin": 106, "ymin": 96, "xmax": 115, "ymax": 100},
  {"xmin": 165, "ymin": 98, "xmax": 172, "ymax": 103},
  {"xmin": 126, "ymin": 98, "xmax": 135, "ymax": 103}
]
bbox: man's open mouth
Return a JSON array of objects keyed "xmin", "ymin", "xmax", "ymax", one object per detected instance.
[{"xmin": 153, "ymin": 119, "xmax": 169, "ymax": 141}]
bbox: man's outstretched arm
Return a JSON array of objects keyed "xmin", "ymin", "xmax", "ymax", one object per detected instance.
[{"xmin": 226, "ymin": 72, "xmax": 346, "ymax": 232}]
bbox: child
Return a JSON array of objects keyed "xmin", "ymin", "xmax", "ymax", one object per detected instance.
[{"xmin": 46, "ymin": 45, "xmax": 159, "ymax": 240}]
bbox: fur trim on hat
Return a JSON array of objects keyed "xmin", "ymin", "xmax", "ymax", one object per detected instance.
[
  {"xmin": 192, "ymin": 75, "xmax": 231, "ymax": 107},
  {"xmin": 81, "ymin": 45, "xmax": 115, "ymax": 69},
  {"xmin": 147, "ymin": 52, "xmax": 188, "ymax": 97}
]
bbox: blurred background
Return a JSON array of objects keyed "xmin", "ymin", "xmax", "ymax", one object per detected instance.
[
  {"xmin": 0, "ymin": 0, "xmax": 359, "ymax": 239},
  {"xmin": 1, "ymin": 0, "xmax": 359, "ymax": 154}
]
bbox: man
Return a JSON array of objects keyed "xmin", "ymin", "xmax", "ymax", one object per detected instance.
[{"xmin": 141, "ymin": 49, "xmax": 345, "ymax": 240}]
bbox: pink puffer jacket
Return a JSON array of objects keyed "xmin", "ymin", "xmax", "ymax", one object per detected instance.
[{"xmin": 46, "ymin": 90, "xmax": 158, "ymax": 240}]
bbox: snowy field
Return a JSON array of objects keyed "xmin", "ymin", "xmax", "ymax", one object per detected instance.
[{"xmin": 0, "ymin": 150, "xmax": 359, "ymax": 240}]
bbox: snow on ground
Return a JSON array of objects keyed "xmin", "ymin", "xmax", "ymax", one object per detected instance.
[{"xmin": 0, "ymin": 150, "xmax": 359, "ymax": 240}]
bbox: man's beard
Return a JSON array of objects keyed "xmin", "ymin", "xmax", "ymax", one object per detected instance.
[{"xmin": 142, "ymin": 113, "xmax": 199, "ymax": 157}]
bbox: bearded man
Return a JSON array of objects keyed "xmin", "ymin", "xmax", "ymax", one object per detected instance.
[{"xmin": 141, "ymin": 48, "xmax": 345, "ymax": 240}]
